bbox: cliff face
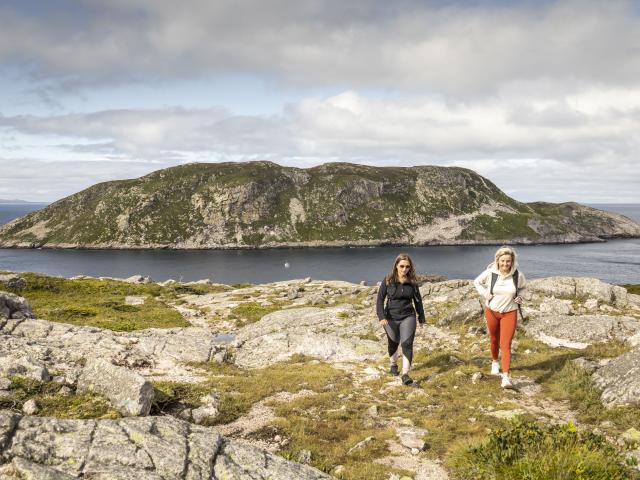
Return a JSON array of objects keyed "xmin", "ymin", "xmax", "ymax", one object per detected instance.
[{"xmin": 0, "ymin": 161, "xmax": 638, "ymax": 248}]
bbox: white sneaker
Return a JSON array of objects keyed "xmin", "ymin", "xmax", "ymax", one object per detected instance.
[
  {"xmin": 501, "ymin": 374, "xmax": 513, "ymax": 389},
  {"xmin": 491, "ymin": 360, "xmax": 500, "ymax": 376}
]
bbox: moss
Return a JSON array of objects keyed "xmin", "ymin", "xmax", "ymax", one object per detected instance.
[
  {"xmin": 2, "ymin": 377, "xmax": 120, "ymax": 419},
  {"xmin": 230, "ymin": 301, "xmax": 289, "ymax": 326},
  {"xmin": 624, "ymin": 284, "xmax": 640, "ymax": 295},
  {"xmin": 4, "ymin": 272, "xmax": 188, "ymax": 331}
]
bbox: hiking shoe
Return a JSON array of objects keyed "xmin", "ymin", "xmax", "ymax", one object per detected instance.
[
  {"xmin": 389, "ymin": 364, "xmax": 399, "ymax": 376},
  {"xmin": 401, "ymin": 374, "xmax": 413, "ymax": 386},
  {"xmin": 501, "ymin": 374, "xmax": 513, "ymax": 389},
  {"xmin": 491, "ymin": 360, "xmax": 500, "ymax": 376}
]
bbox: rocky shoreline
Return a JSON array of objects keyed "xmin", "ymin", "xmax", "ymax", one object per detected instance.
[
  {"xmin": 2, "ymin": 234, "xmax": 637, "ymax": 250},
  {"xmin": 1, "ymin": 272, "xmax": 639, "ymax": 479}
]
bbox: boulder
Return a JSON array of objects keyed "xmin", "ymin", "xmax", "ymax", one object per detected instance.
[
  {"xmin": 234, "ymin": 306, "xmax": 383, "ymax": 368},
  {"xmin": 593, "ymin": 347, "xmax": 640, "ymax": 408},
  {"xmin": 438, "ymin": 297, "xmax": 483, "ymax": 325},
  {"xmin": 77, "ymin": 359, "xmax": 154, "ymax": 416},
  {"xmin": 0, "ymin": 274, "xmax": 26, "ymax": 290},
  {"xmin": 523, "ymin": 314, "xmax": 640, "ymax": 347},
  {"xmin": 0, "ymin": 291, "xmax": 34, "ymax": 319},
  {"xmin": 527, "ymin": 277, "xmax": 576, "ymax": 298},
  {"xmin": 575, "ymin": 278, "xmax": 614, "ymax": 303}
]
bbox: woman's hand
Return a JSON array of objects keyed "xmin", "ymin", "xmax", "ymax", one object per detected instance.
[
  {"xmin": 514, "ymin": 295, "xmax": 523, "ymax": 304},
  {"xmin": 379, "ymin": 319, "xmax": 388, "ymax": 328}
]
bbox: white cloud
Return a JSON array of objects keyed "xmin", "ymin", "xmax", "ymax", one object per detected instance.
[
  {"xmin": 1, "ymin": 1, "xmax": 640, "ymax": 96},
  {"xmin": 1, "ymin": 84, "xmax": 638, "ymax": 202}
]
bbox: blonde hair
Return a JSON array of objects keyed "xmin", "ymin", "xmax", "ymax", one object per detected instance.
[
  {"xmin": 494, "ymin": 245, "xmax": 516, "ymax": 265},
  {"xmin": 385, "ymin": 253, "xmax": 418, "ymax": 285}
]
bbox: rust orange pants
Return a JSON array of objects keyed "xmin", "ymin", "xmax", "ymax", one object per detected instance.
[{"xmin": 484, "ymin": 307, "xmax": 517, "ymax": 373}]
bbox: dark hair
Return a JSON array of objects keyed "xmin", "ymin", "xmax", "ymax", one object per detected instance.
[{"xmin": 385, "ymin": 253, "xmax": 418, "ymax": 285}]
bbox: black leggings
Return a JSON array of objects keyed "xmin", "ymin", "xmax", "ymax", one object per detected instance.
[{"xmin": 383, "ymin": 315, "xmax": 417, "ymax": 365}]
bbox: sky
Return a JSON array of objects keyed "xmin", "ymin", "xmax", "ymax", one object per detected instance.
[{"xmin": 0, "ymin": 0, "xmax": 639, "ymax": 203}]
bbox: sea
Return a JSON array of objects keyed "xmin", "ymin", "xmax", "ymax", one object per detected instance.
[{"xmin": 0, "ymin": 203, "xmax": 638, "ymax": 285}]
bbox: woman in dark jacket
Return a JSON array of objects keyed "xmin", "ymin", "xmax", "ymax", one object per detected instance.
[{"xmin": 376, "ymin": 253, "xmax": 425, "ymax": 385}]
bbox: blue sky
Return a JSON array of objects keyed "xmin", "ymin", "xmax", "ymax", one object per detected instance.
[{"xmin": 1, "ymin": 0, "xmax": 639, "ymax": 203}]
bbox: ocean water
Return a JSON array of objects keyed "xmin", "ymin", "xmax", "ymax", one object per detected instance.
[{"xmin": 0, "ymin": 203, "xmax": 638, "ymax": 284}]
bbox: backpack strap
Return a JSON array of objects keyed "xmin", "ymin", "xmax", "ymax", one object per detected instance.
[
  {"xmin": 512, "ymin": 269, "xmax": 519, "ymax": 297},
  {"xmin": 490, "ymin": 272, "xmax": 498, "ymax": 295}
]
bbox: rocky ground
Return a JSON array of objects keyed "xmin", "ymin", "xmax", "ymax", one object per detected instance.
[{"xmin": 0, "ymin": 272, "xmax": 639, "ymax": 479}]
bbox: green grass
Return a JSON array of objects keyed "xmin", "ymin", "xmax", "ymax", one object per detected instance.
[
  {"xmin": 544, "ymin": 362, "xmax": 640, "ymax": 432},
  {"xmin": 153, "ymin": 356, "xmax": 349, "ymax": 425},
  {"xmin": 2, "ymin": 376, "xmax": 120, "ymax": 419},
  {"xmin": 624, "ymin": 284, "xmax": 640, "ymax": 295},
  {"xmin": 3, "ymin": 272, "xmax": 189, "ymax": 331},
  {"xmin": 448, "ymin": 418, "xmax": 637, "ymax": 480},
  {"xmin": 230, "ymin": 300, "xmax": 289, "ymax": 326}
]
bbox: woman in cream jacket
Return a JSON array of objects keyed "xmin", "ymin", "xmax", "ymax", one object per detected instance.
[{"xmin": 474, "ymin": 246, "xmax": 525, "ymax": 388}]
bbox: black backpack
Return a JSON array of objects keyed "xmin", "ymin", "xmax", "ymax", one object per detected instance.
[{"xmin": 490, "ymin": 269, "xmax": 524, "ymax": 320}]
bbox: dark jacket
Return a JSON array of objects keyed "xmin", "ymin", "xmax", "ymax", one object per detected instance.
[{"xmin": 376, "ymin": 278, "xmax": 425, "ymax": 323}]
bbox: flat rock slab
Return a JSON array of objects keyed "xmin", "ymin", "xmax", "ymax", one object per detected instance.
[
  {"xmin": 0, "ymin": 318, "xmax": 229, "ymax": 383},
  {"xmin": 523, "ymin": 314, "xmax": 640, "ymax": 346},
  {"xmin": 0, "ymin": 412, "xmax": 332, "ymax": 480},
  {"xmin": 235, "ymin": 305, "xmax": 384, "ymax": 368}
]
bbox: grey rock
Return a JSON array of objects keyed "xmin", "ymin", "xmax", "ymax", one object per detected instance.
[
  {"xmin": 124, "ymin": 275, "xmax": 153, "ymax": 284},
  {"xmin": 214, "ymin": 441, "xmax": 330, "ymax": 479},
  {"xmin": 0, "ymin": 412, "xmax": 331, "ymax": 479},
  {"xmin": 77, "ymin": 358, "xmax": 154, "ymax": 416},
  {"xmin": 0, "ymin": 457, "xmax": 76, "ymax": 479},
  {"xmin": 471, "ymin": 372, "xmax": 484, "ymax": 384},
  {"xmin": 0, "ymin": 274, "xmax": 26, "ymax": 290},
  {"xmin": 571, "ymin": 357, "xmax": 600, "ymax": 374},
  {"xmin": 0, "ymin": 354, "xmax": 50, "ymax": 381},
  {"xmin": 0, "ymin": 317, "xmax": 225, "ymax": 383},
  {"xmin": 396, "ymin": 426, "xmax": 428, "ymax": 450},
  {"xmin": 523, "ymin": 314, "xmax": 640, "ymax": 347},
  {"xmin": 0, "ymin": 291, "xmax": 34, "ymax": 319},
  {"xmin": 22, "ymin": 399, "xmax": 38, "ymax": 415},
  {"xmin": 192, "ymin": 405, "xmax": 219, "ymax": 425},
  {"xmin": 309, "ymin": 296, "xmax": 327, "ymax": 305},
  {"xmin": 124, "ymin": 296, "xmax": 145, "ymax": 306},
  {"xmin": 234, "ymin": 306, "xmax": 383, "ymax": 368},
  {"xmin": 468, "ymin": 325, "xmax": 486, "ymax": 335},
  {"xmin": 346, "ymin": 436, "xmax": 375, "ymax": 454},
  {"xmin": 584, "ymin": 298, "xmax": 599, "ymax": 312},
  {"xmin": 0, "ymin": 377, "xmax": 11, "ymax": 390},
  {"xmin": 297, "ymin": 449, "xmax": 312, "ymax": 464},
  {"xmin": 438, "ymin": 297, "xmax": 483, "ymax": 326},
  {"xmin": 575, "ymin": 277, "xmax": 614, "ymax": 303},
  {"xmin": 539, "ymin": 297, "xmax": 573, "ymax": 315},
  {"xmin": 527, "ymin": 277, "xmax": 576, "ymax": 298},
  {"xmin": 593, "ymin": 347, "xmax": 640, "ymax": 407},
  {"xmin": 287, "ymin": 288, "xmax": 300, "ymax": 300},
  {"xmin": 192, "ymin": 392, "xmax": 220, "ymax": 425}
]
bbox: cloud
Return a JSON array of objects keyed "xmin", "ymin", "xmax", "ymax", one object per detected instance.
[
  {"xmin": 1, "ymin": 0, "xmax": 640, "ymax": 96},
  {"xmin": 1, "ymin": 84, "xmax": 639, "ymax": 202}
]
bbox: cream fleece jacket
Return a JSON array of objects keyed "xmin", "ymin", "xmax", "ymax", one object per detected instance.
[{"xmin": 474, "ymin": 262, "xmax": 526, "ymax": 313}]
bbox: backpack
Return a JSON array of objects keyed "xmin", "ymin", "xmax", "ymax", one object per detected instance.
[{"xmin": 490, "ymin": 269, "xmax": 524, "ymax": 320}]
